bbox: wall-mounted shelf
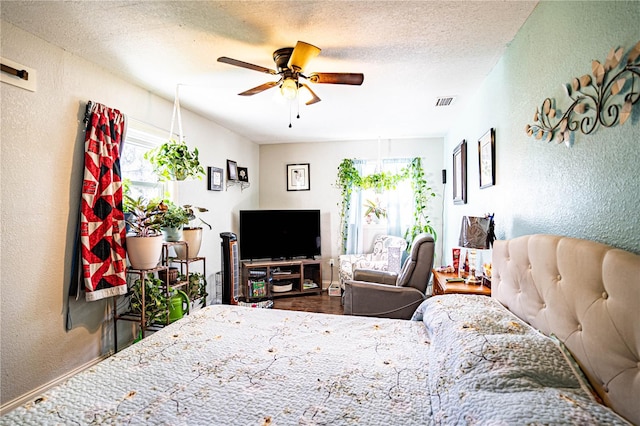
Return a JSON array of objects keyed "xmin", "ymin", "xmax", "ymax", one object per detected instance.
[{"xmin": 226, "ymin": 179, "xmax": 250, "ymax": 191}]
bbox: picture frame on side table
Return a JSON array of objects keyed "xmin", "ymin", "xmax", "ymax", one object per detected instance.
[
  {"xmin": 227, "ymin": 160, "xmax": 238, "ymax": 181},
  {"xmin": 286, "ymin": 163, "xmax": 310, "ymax": 191},
  {"xmin": 478, "ymin": 128, "xmax": 495, "ymax": 189},
  {"xmin": 237, "ymin": 167, "xmax": 249, "ymax": 182},
  {"xmin": 207, "ymin": 166, "xmax": 223, "ymax": 191},
  {"xmin": 453, "ymin": 140, "xmax": 467, "ymax": 205}
]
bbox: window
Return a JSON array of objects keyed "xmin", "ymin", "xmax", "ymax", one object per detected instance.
[
  {"xmin": 121, "ymin": 118, "xmax": 167, "ymax": 201},
  {"xmin": 345, "ymin": 158, "xmax": 415, "ymax": 254}
]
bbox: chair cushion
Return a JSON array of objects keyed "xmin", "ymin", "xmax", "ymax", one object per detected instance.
[{"xmin": 338, "ymin": 235, "xmax": 408, "ymax": 284}]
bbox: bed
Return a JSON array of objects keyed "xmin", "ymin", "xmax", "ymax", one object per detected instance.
[{"xmin": 2, "ymin": 234, "xmax": 638, "ymax": 425}]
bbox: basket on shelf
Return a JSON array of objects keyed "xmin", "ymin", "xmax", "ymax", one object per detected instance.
[{"xmin": 159, "ymin": 267, "xmax": 179, "ymax": 286}]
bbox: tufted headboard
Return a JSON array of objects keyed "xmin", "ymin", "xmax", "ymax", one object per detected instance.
[{"xmin": 492, "ymin": 234, "xmax": 640, "ymax": 425}]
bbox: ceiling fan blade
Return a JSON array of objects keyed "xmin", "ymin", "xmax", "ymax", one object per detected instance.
[
  {"xmin": 301, "ymin": 84, "xmax": 321, "ymax": 105},
  {"xmin": 287, "ymin": 41, "xmax": 321, "ymax": 72},
  {"xmin": 238, "ymin": 81, "xmax": 279, "ymax": 96},
  {"xmin": 217, "ymin": 56, "xmax": 277, "ymax": 75},
  {"xmin": 308, "ymin": 72, "xmax": 364, "ymax": 85}
]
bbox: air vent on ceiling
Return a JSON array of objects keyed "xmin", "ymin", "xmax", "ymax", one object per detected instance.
[{"xmin": 435, "ymin": 96, "xmax": 455, "ymax": 107}]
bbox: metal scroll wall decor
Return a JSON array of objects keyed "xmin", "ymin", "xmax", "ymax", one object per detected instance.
[{"xmin": 526, "ymin": 41, "xmax": 640, "ymax": 147}]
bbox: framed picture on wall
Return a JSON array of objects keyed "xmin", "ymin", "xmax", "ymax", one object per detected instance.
[
  {"xmin": 453, "ymin": 140, "xmax": 467, "ymax": 204},
  {"xmin": 286, "ymin": 163, "xmax": 310, "ymax": 191},
  {"xmin": 227, "ymin": 160, "xmax": 238, "ymax": 181},
  {"xmin": 237, "ymin": 167, "xmax": 249, "ymax": 182},
  {"xmin": 478, "ymin": 128, "xmax": 495, "ymax": 189},
  {"xmin": 207, "ymin": 166, "xmax": 223, "ymax": 191}
]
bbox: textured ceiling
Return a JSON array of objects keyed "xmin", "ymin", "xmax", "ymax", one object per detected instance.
[{"xmin": 1, "ymin": 1, "xmax": 538, "ymax": 144}]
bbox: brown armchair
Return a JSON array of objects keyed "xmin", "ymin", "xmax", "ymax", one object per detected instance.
[{"xmin": 342, "ymin": 233, "xmax": 435, "ymax": 319}]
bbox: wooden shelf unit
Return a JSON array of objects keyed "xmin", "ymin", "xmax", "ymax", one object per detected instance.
[{"xmin": 241, "ymin": 259, "xmax": 322, "ymax": 299}]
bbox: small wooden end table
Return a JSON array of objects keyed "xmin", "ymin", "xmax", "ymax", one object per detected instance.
[{"xmin": 431, "ymin": 269, "xmax": 491, "ymax": 296}]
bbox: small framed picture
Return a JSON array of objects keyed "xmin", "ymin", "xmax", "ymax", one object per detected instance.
[
  {"xmin": 478, "ymin": 128, "xmax": 495, "ymax": 189},
  {"xmin": 453, "ymin": 140, "xmax": 467, "ymax": 205},
  {"xmin": 227, "ymin": 160, "xmax": 238, "ymax": 181},
  {"xmin": 207, "ymin": 166, "xmax": 223, "ymax": 191},
  {"xmin": 237, "ymin": 167, "xmax": 248, "ymax": 182},
  {"xmin": 286, "ymin": 163, "xmax": 310, "ymax": 191}
]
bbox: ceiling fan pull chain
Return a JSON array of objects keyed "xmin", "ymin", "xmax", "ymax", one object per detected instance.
[
  {"xmin": 289, "ymin": 101, "xmax": 293, "ymax": 128},
  {"xmin": 297, "ymin": 94, "xmax": 301, "ymax": 120}
]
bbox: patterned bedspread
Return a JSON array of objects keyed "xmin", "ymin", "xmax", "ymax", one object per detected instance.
[
  {"xmin": 414, "ymin": 295, "xmax": 630, "ymax": 425},
  {"xmin": 2, "ymin": 305, "xmax": 431, "ymax": 425},
  {"xmin": 4, "ymin": 299, "xmax": 629, "ymax": 425}
]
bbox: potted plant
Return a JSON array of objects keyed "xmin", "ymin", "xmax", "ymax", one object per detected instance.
[
  {"xmin": 159, "ymin": 201, "xmax": 190, "ymax": 242},
  {"xmin": 144, "ymin": 139, "xmax": 205, "ymax": 182},
  {"xmin": 181, "ymin": 272, "xmax": 208, "ymax": 309},
  {"xmin": 364, "ymin": 198, "xmax": 387, "ymax": 224},
  {"xmin": 125, "ymin": 196, "xmax": 165, "ymax": 270},
  {"xmin": 174, "ymin": 205, "xmax": 212, "ymax": 259},
  {"xmin": 130, "ymin": 273, "xmax": 168, "ymax": 327}
]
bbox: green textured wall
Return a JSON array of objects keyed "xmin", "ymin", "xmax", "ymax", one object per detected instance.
[{"xmin": 444, "ymin": 1, "xmax": 640, "ymax": 257}]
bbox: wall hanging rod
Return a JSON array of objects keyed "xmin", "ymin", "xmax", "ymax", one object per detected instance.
[{"xmin": 1, "ymin": 63, "xmax": 29, "ymax": 80}]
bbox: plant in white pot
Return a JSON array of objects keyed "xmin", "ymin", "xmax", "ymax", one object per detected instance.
[
  {"xmin": 144, "ymin": 139, "xmax": 205, "ymax": 182},
  {"xmin": 174, "ymin": 205, "xmax": 211, "ymax": 259},
  {"xmin": 125, "ymin": 196, "xmax": 165, "ymax": 270},
  {"xmin": 159, "ymin": 201, "xmax": 190, "ymax": 242}
]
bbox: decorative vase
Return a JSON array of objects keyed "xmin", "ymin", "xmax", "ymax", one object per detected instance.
[
  {"xmin": 174, "ymin": 228, "xmax": 203, "ymax": 259},
  {"xmin": 126, "ymin": 235, "xmax": 163, "ymax": 270},
  {"xmin": 162, "ymin": 226, "xmax": 183, "ymax": 242}
]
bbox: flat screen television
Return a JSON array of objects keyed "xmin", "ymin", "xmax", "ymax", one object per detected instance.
[{"xmin": 239, "ymin": 209, "xmax": 321, "ymax": 260}]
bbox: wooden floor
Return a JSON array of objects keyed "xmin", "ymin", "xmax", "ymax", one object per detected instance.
[{"xmin": 272, "ymin": 290, "xmax": 344, "ymax": 315}]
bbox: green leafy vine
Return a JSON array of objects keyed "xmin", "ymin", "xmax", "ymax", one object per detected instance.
[
  {"xmin": 336, "ymin": 157, "xmax": 436, "ymax": 254},
  {"xmin": 336, "ymin": 159, "xmax": 360, "ymax": 254},
  {"xmin": 403, "ymin": 157, "xmax": 437, "ymax": 247},
  {"xmin": 144, "ymin": 139, "xmax": 205, "ymax": 182}
]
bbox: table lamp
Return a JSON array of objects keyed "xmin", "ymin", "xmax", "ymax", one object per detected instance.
[{"xmin": 458, "ymin": 215, "xmax": 494, "ymax": 284}]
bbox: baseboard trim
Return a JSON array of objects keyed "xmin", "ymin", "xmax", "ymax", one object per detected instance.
[{"xmin": 0, "ymin": 352, "xmax": 113, "ymax": 416}]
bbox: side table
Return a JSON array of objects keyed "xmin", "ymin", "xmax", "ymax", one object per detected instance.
[{"xmin": 431, "ymin": 269, "xmax": 491, "ymax": 296}]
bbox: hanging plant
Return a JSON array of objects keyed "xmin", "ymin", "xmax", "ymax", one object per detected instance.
[
  {"xmin": 144, "ymin": 139, "xmax": 205, "ymax": 182},
  {"xmin": 404, "ymin": 157, "xmax": 437, "ymax": 246},
  {"xmin": 361, "ymin": 170, "xmax": 406, "ymax": 192}
]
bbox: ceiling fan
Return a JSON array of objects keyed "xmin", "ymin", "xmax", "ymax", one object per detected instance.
[{"xmin": 217, "ymin": 41, "xmax": 364, "ymax": 106}]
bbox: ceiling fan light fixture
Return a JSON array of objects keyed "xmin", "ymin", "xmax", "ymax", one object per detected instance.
[{"xmin": 280, "ymin": 78, "xmax": 298, "ymax": 100}]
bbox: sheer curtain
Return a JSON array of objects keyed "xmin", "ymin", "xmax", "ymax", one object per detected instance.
[
  {"xmin": 79, "ymin": 101, "xmax": 128, "ymax": 301},
  {"xmin": 345, "ymin": 160, "xmax": 365, "ymax": 254}
]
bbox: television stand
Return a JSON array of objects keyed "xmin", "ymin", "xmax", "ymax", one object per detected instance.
[{"xmin": 241, "ymin": 259, "xmax": 322, "ymax": 299}]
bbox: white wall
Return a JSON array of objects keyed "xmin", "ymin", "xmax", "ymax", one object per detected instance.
[
  {"xmin": 0, "ymin": 21, "xmax": 258, "ymax": 407},
  {"xmin": 258, "ymin": 137, "xmax": 445, "ymax": 282}
]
